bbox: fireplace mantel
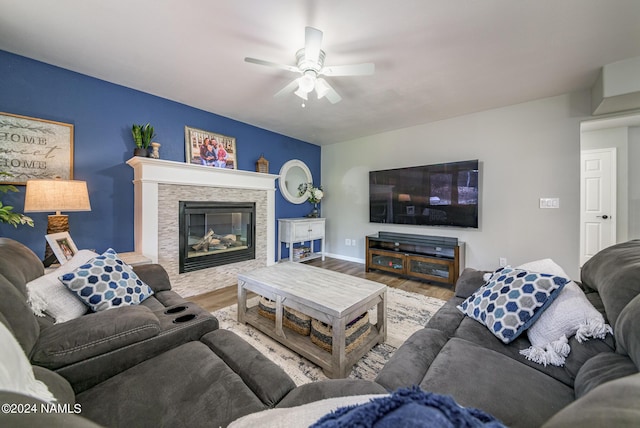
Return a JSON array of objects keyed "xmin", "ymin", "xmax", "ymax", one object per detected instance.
[{"xmin": 126, "ymin": 157, "xmax": 278, "ymax": 268}]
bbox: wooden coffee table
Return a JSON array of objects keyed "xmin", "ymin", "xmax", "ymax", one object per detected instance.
[{"xmin": 237, "ymin": 262, "xmax": 387, "ymax": 378}]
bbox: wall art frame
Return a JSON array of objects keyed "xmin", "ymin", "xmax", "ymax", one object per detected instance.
[
  {"xmin": 0, "ymin": 112, "xmax": 74, "ymax": 185},
  {"xmin": 45, "ymin": 231, "xmax": 78, "ymax": 264},
  {"xmin": 184, "ymin": 125, "xmax": 237, "ymax": 170}
]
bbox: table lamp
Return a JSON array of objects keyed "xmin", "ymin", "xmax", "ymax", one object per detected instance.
[{"xmin": 24, "ymin": 178, "xmax": 91, "ymax": 263}]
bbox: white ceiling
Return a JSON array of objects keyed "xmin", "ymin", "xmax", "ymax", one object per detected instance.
[{"xmin": 1, "ymin": 0, "xmax": 639, "ymax": 146}]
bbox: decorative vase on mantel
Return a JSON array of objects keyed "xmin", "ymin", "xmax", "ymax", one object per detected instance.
[{"xmin": 149, "ymin": 142, "xmax": 161, "ymax": 159}]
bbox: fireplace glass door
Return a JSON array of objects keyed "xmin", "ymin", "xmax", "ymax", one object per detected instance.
[{"xmin": 179, "ymin": 201, "xmax": 256, "ymax": 273}]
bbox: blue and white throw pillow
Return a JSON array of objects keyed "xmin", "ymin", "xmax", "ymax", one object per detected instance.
[
  {"xmin": 59, "ymin": 248, "xmax": 154, "ymax": 312},
  {"xmin": 457, "ymin": 267, "xmax": 568, "ymax": 344}
]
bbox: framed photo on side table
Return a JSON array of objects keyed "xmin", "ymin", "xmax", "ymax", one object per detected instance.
[
  {"xmin": 184, "ymin": 125, "xmax": 237, "ymax": 169},
  {"xmin": 45, "ymin": 232, "xmax": 78, "ymax": 264}
]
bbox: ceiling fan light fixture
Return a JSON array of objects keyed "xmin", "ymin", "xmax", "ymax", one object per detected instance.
[
  {"xmin": 294, "ymin": 86, "xmax": 309, "ymax": 100},
  {"xmin": 315, "ymin": 78, "xmax": 329, "ymax": 99},
  {"xmin": 298, "ymin": 71, "xmax": 316, "ymax": 93},
  {"xmin": 246, "ymin": 26, "xmax": 373, "ymax": 104}
]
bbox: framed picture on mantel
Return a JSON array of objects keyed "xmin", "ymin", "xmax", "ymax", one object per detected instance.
[{"xmin": 184, "ymin": 125, "xmax": 237, "ymax": 170}]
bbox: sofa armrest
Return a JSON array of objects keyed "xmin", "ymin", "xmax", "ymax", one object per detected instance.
[
  {"xmin": 31, "ymin": 305, "xmax": 161, "ymax": 369},
  {"xmin": 133, "ymin": 264, "xmax": 172, "ymax": 292},
  {"xmin": 454, "ymin": 268, "xmax": 488, "ymax": 299}
]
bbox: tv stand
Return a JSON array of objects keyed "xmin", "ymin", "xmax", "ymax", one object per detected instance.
[{"xmin": 365, "ymin": 232, "xmax": 464, "ymax": 287}]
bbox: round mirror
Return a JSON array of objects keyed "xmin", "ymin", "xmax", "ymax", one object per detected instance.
[{"xmin": 279, "ymin": 160, "xmax": 313, "ymax": 204}]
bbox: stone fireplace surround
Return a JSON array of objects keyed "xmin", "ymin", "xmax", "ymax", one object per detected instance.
[{"xmin": 127, "ymin": 157, "xmax": 278, "ymax": 297}]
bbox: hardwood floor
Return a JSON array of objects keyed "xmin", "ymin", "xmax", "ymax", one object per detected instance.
[{"xmin": 189, "ymin": 257, "xmax": 454, "ymax": 312}]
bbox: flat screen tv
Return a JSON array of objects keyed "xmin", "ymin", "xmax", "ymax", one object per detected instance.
[{"xmin": 369, "ymin": 159, "xmax": 479, "ymax": 228}]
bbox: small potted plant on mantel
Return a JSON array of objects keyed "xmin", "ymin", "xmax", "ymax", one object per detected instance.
[{"xmin": 131, "ymin": 123, "xmax": 155, "ymax": 157}]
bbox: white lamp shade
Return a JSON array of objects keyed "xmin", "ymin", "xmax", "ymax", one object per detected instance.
[{"xmin": 24, "ymin": 179, "xmax": 91, "ymax": 213}]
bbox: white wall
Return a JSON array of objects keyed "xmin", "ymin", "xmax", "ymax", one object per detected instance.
[{"xmin": 321, "ymin": 91, "xmax": 591, "ymax": 279}]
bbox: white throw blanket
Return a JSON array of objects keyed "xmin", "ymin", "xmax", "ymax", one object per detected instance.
[{"xmin": 0, "ymin": 322, "xmax": 56, "ymax": 403}]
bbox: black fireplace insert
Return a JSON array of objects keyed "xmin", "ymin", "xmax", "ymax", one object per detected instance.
[{"xmin": 179, "ymin": 201, "xmax": 256, "ymax": 273}]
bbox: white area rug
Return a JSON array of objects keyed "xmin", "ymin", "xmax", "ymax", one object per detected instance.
[{"xmin": 212, "ymin": 287, "xmax": 445, "ymax": 385}]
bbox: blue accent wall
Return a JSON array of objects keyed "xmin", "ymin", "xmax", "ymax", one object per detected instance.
[{"xmin": 0, "ymin": 50, "xmax": 321, "ymax": 260}]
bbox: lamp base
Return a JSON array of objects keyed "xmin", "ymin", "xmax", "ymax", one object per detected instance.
[{"xmin": 44, "ymin": 214, "xmax": 69, "ymax": 261}]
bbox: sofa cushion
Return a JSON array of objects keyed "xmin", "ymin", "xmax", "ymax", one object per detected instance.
[
  {"xmin": 132, "ymin": 263, "xmax": 173, "ymax": 293},
  {"xmin": 455, "ymin": 314, "xmax": 569, "ymax": 384},
  {"xmin": 0, "ymin": 276, "xmax": 40, "ymax": 355},
  {"xmin": 580, "ymin": 239, "xmax": 640, "ymax": 327},
  {"xmin": 375, "ymin": 328, "xmax": 449, "ymax": 392},
  {"xmin": 458, "ymin": 267, "xmax": 568, "ymax": 343},
  {"xmin": 31, "ymin": 305, "xmax": 161, "ymax": 369},
  {"xmin": 26, "ymin": 250, "xmax": 96, "ymax": 323},
  {"xmin": 454, "ymin": 267, "xmax": 488, "ymax": 299},
  {"xmin": 420, "ymin": 338, "xmax": 575, "ymax": 428},
  {"xmin": 200, "ymin": 329, "xmax": 296, "ymax": 407},
  {"xmin": 60, "ymin": 248, "xmax": 154, "ymax": 312},
  {"xmin": 614, "ymin": 292, "xmax": 640, "ymax": 367},
  {"xmin": 423, "ymin": 298, "xmax": 466, "ymax": 337},
  {"xmin": 574, "ymin": 352, "xmax": 638, "ymax": 398},
  {"xmin": 76, "ymin": 341, "xmax": 268, "ymax": 428},
  {"xmin": 542, "ymin": 372, "xmax": 640, "ymax": 428},
  {"xmin": 0, "ymin": 238, "xmax": 44, "ymax": 298}
]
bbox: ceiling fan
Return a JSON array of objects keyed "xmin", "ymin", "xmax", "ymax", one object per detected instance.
[{"xmin": 244, "ymin": 26, "xmax": 374, "ymax": 105}]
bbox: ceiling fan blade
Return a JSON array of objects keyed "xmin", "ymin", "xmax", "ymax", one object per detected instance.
[
  {"xmin": 244, "ymin": 57, "xmax": 299, "ymax": 73},
  {"xmin": 274, "ymin": 79, "xmax": 300, "ymax": 98},
  {"xmin": 316, "ymin": 78, "xmax": 342, "ymax": 104},
  {"xmin": 321, "ymin": 63, "xmax": 375, "ymax": 76},
  {"xmin": 304, "ymin": 27, "xmax": 323, "ymax": 64}
]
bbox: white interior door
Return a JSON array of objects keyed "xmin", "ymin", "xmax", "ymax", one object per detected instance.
[{"xmin": 580, "ymin": 148, "xmax": 616, "ymax": 266}]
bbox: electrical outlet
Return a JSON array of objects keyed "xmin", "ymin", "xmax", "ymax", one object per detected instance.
[
  {"xmin": 345, "ymin": 238, "xmax": 351, "ymax": 246},
  {"xmin": 499, "ymin": 257, "xmax": 507, "ymax": 267},
  {"xmin": 351, "ymin": 238, "xmax": 357, "ymax": 246}
]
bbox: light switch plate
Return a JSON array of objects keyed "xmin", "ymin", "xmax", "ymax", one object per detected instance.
[{"xmin": 539, "ymin": 198, "xmax": 560, "ymax": 209}]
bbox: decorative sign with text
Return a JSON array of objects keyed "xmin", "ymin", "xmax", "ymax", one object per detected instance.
[{"xmin": 0, "ymin": 112, "xmax": 74, "ymax": 185}]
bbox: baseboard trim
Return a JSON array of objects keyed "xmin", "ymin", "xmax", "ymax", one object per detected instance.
[{"xmin": 324, "ymin": 252, "xmax": 365, "ymax": 264}]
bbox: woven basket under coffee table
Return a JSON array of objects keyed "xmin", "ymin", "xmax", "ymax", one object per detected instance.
[
  {"xmin": 237, "ymin": 262, "xmax": 387, "ymax": 378},
  {"xmin": 310, "ymin": 312, "xmax": 371, "ymax": 354},
  {"xmin": 258, "ymin": 296, "xmax": 311, "ymax": 336}
]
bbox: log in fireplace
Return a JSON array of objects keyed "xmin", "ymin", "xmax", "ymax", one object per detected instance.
[{"xmin": 179, "ymin": 201, "xmax": 256, "ymax": 273}]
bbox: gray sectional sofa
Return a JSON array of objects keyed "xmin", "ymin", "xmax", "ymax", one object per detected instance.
[
  {"xmin": 2, "ymin": 235, "xmax": 640, "ymax": 427},
  {"xmin": 0, "ymin": 237, "xmax": 383, "ymax": 427},
  {"xmin": 375, "ymin": 239, "xmax": 640, "ymax": 427}
]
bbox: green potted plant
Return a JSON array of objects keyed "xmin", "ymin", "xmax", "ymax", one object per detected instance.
[
  {"xmin": 0, "ymin": 171, "xmax": 34, "ymax": 229},
  {"xmin": 132, "ymin": 123, "xmax": 155, "ymax": 157}
]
